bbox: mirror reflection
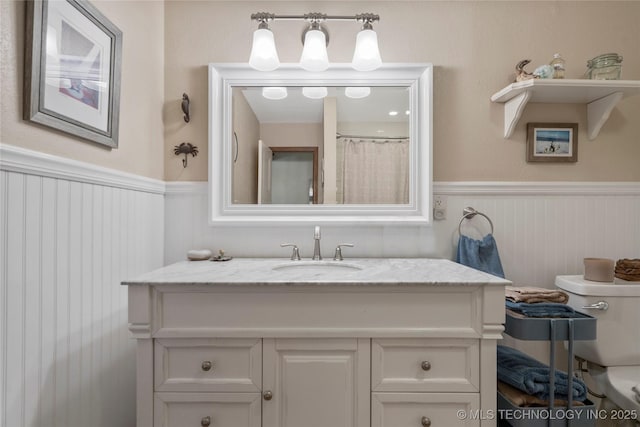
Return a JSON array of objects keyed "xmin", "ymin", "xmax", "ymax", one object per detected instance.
[{"xmin": 232, "ymin": 86, "xmax": 410, "ymax": 205}]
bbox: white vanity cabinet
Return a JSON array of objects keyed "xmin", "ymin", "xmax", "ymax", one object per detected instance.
[{"xmin": 124, "ymin": 258, "xmax": 508, "ymax": 427}]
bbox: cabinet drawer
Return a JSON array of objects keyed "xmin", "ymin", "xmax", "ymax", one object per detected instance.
[
  {"xmin": 371, "ymin": 392, "xmax": 480, "ymax": 427},
  {"xmin": 154, "ymin": 338, "xmax": 261, "ymax": 392},
  {"xmin": 372, "ymin": 339, "xmax": 479, "ymax": 392},
  {"xmin": 154, "ymin": 393, "xmax": 261, "ymax": 427}
]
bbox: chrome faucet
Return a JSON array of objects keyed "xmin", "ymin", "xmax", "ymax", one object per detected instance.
[
  {"xmin": 312, "ymin": 226, "xmax": 322, "ymax": 260},
  {"xmin": 333, "ymin": 243, "xmax": 354, "ymax": 261},
  {"xmin": 280, "ymin": 243, "xmax": 301, "ymax": 261}
]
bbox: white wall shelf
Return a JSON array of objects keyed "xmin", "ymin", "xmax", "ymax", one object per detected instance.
[{"xmin": 490, "ymin": 79, "xmax": 640, "ymax": 140}]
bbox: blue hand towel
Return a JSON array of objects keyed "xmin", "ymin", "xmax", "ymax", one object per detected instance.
[
  {"xmin": 497, "ymin": 345, "xmax": 588, "ymax": 402},
  {"xmin": 505, "ymin": 300, "xmax": 580, "ymax": 318},
  {"xmin": 456, "ymin": 234, "xmax": 505, "ymax": 278}
]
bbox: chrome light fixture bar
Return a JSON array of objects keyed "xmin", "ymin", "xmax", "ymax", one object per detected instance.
[{"xmin": 249, "ymin": 12, "xmax": 381, "ymax": 72}]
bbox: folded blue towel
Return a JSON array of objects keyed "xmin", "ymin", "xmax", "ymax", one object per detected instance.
[
  {"xmin": 456, "ymin": 234, "xmax": 505, "ymax": 278},
  {"xmin": 505, "ymin": 300, "xmax": 580, "ymax": 318},
  {"xmin": 497, "ymin": 345, "xmax": 587, "ymax": 402}
]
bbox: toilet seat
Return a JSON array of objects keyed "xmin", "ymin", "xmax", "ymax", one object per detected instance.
[{"xmin": 589, "ymin": 363, "xmax": 640, "ymax": 413}]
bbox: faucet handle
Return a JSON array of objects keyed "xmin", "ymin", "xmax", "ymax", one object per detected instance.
[
  {"xmin": 280, "ymin": 243, "xmax": 301, "ymax": 261},
  {"xmin": 333, "ymin": 243, "xmax": 354, "ymax": 261},
  {"xmin": 314, "ymin": 226, "xmax": 321, "ymax": 239}
]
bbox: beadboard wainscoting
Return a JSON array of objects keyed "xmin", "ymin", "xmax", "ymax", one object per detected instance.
[
  {"xmin": 0, "ymin": 145, "xmax": 165, "ymax": 427},
  {"xmin": 2, "ymin": 143, "xmax": 639, "ymax": 427},
  {"xmin": 164, "ymin": 181, "xmax": 640, "ymax": 288}
]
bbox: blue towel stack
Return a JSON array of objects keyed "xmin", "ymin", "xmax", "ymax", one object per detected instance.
[
  {"xmin": 505, "ymin": 300, "xmax": 581, "ymax": 318},
  {"xmin": 497, "ymin": 345, "xmax": 588, "ymax": 402}
]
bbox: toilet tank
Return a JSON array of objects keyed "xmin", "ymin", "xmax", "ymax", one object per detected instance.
[{"xmin": 555, "ymin": 275, "xmax": 640, "ymax": 367}]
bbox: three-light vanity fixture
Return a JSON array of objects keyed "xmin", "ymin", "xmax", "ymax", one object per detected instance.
[{"xmin": 249, "ymin": 12, "xmax": 382, "ymax": 72}]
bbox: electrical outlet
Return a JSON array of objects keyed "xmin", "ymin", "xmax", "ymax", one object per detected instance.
[{"xmin": 433, "ymin": 195, "xmax": 447, "ymax": 220}]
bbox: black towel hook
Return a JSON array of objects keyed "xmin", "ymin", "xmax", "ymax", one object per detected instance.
[
  {"xmin": 173, "ymin": 142, "xmax": 198, "ymax": 168},
  {"xmin": 181, "ymin": 93, "xmax": 190, "ymax": 123}
]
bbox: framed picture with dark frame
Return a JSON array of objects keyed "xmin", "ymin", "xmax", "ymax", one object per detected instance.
[
  {"xmin": 24, "ymin": 0, "xmax": 122, "ymax": 148},
  {"xmin": 526, "ymin": 123, "xmax": 578, "ymax": 163}
]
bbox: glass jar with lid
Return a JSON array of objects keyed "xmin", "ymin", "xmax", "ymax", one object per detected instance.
[
  {"xmin": 550, "ymin": 53, "xmax": 566, "ymax": 79},
  {"xmin": 585, "ymin": 53, "xmax": 623, "ymax": 80}
]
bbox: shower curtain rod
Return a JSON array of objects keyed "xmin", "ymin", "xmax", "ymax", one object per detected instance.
[{"xmin": 336, "ymin": 133, "xmax": 409, "ymax": 140}]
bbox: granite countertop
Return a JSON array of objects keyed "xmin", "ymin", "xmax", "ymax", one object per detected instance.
[{"xmin": 122, "ymin": 258, "xmax": 510, "ymax": 287}]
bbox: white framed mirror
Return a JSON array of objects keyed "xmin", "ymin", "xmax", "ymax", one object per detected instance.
[{"xmin": 208, "ymin": 63, "xmax": 432, "ymax": 224}]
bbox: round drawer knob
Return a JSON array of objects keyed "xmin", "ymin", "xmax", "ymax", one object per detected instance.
[
  {"xmin": 421, "ymin": 416, "xmax": 431, "ymax": 426},
  {"xmin": 421, "ymin": 361, "xmax": 431, "ymax": 371},
  {"xmin": 201, "ymin": 416, "xmax": 211, "ymax": 427},
  {"xmin": 263, "ymin": 390, "xmax": 273, "ymax": 401},
  {"xmin": 201, "ymin": 361, "xmax": 213, "ymax": 371}
]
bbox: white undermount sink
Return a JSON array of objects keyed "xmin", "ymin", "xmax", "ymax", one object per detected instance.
[{"xmin": 272, "ymin": 261, "xmax": 363, "ymax": 274}]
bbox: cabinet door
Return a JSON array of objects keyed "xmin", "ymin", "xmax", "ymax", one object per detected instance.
[
  {"xmin": 371, "ymin": 392, "xmax": 480, "ymax": 427},
  {"xmin": 154, "ymin": 392, "xmax": 261, "ymax": 427},
  {"xmin": 262, "ymin": 338, "xmax": 370, "ymax": 427}
]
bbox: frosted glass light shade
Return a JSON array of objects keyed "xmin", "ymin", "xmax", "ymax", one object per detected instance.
[
  {"xmin": 300, "ymin": 30, "xmax": 329, "ymax": 72},
  {"xmin": 262, "ymin": 87, "xmax": 288, "ymax": 100},
  {"xmin": 345, "ymin": 87, "xmax": 371, "ymax": 99},
  {"xmin": 249, "ymin": 28, "xmax": 280, "ymax": 71},
  {"xmin": 352, "ymin": 29, "xmax": 382, "ymax": 71},
  {"xmin": 302, "ymin": 87, "xmax": 328, "ymax": 99}
]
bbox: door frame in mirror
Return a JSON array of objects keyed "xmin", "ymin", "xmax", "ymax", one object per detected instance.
[{"xmin": 208, "ymin": 63, "xmax": 433, "ymax": 225}]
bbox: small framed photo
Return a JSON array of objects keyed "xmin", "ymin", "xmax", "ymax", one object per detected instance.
[
  {"xmin": 526, "ymin": 123, "xmax": 578, "ymax": 163},
  {"xmin": 24, "ymin": 0, "xmax": 122, "ymax": 148}
]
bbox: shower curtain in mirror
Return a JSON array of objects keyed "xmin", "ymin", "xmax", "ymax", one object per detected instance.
[{"xmin": 339, "ymin": 138, "xmax": 410, "ymax": 204}]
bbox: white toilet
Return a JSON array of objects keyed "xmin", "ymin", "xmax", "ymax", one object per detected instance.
[{"xmin": 556, "ymin": 275, "xmax": 640, "ymax": 426}]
